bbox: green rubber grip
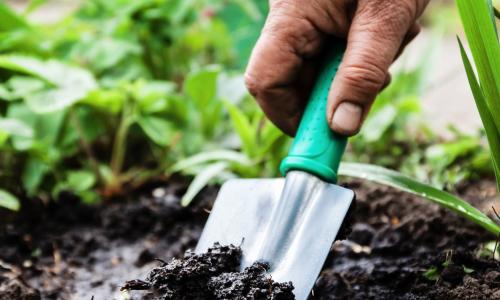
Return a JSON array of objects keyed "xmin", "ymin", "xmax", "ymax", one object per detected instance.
[{"xmin": 280, "ymin": 41, "xmax": 346, "ymax": 183}]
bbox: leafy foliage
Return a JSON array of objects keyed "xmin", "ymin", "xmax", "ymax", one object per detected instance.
[{"xmin": 0, "ymin": 0, "xmax": 267, "ymax": 207}]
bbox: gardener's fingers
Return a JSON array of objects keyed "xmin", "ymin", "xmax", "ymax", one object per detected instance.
[
  {"xmin": 244, "ymin": 2, "xmax": 327, "ymax": 136},
  {"xmin": 327, "ymin": 3, "xmax": 424, "ymax": 136}
]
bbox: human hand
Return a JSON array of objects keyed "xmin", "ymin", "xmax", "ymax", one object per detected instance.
[{"xmin": 245, "ymin": 0, "xmax": 429, "ymax": 136}]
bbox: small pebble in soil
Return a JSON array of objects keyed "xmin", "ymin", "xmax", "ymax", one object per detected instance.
[{"xmin": 122, "ymin": 243, "xmax": 295, "ymax": 299}]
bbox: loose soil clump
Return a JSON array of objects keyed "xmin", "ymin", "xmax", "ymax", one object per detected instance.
[
  {"xmin": 122, "ymin": 243, "xmax": 294, "ymax": 299},
  {"xmin": 0, "ymin": 178, "xmax": 499, "ymax": 299}
]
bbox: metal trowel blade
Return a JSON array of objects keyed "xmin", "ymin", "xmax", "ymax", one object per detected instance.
[{"xmin": 196, "ymin": 171, "xmax": 354, "ymax": 300}]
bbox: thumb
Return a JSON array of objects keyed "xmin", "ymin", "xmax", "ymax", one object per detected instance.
[{"xmin": 326, "ymin": 2, "xmax": 415, "ymax": 136}]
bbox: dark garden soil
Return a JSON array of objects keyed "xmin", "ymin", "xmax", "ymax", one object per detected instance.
[{"xmin": 1, "ymin": 177, "xmax": 499, "ymax": 300}]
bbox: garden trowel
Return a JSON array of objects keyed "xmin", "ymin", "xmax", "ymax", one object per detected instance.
[{"xmin": 196, "ymin": 41, "xmax": 354, "ymax": 300}]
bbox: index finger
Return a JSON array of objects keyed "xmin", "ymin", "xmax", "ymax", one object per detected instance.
[{"xmin": 244, "ymin": 3, "xmax": 323, "ymax": 135}]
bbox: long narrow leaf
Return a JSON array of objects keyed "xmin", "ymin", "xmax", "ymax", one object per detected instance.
[
  {"xmin": 339, "ymin": 163, "xmax": 500, "ymax": 235},
  {"xmin": 224, "ymin": 101, "xmax": 255, "ymax": 155},
  {"xmin": 458, "ymin": 38, "xmax": 500, "ymax": 194},
  {"xmin": 456, "ymin": 0, "xmax": 500, "ymax": 132},
  {"xmin": 171, "ymin": 150, "xmax": 252, "ymax": 172},
  {"xmin": 181, "ymin": 162, "xmax": 229, "ymax": 207}
]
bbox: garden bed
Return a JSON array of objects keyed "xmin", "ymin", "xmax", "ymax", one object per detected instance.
[{"xmin": 1, "ymin": 177, "xmax": 499, "ymax": 299}]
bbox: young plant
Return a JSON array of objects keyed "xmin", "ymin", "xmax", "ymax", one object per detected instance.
[{"xmin": 456, "ymin": 0, "xmax": 500, "ymax": 199}]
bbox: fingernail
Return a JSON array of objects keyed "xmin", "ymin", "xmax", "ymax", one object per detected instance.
[{"xmin": 331, "ymin": 102, "xmax": 363, "ymax": 135}]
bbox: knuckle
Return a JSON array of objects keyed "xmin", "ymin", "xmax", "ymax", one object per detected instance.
[
  {"xmin": 265, "ymin": 1, "xmax": 322, "ymax": 56},
  {"xmin": 359, "ymin": 0, "xmax": 417, "ymax": 34},
  {"xmin": 341, "ymin": 62, "xmax": 387, "ymax": 96},
  {"xmin": 244, "ymin": 72, "xmax": 263, "ymax": 98}
]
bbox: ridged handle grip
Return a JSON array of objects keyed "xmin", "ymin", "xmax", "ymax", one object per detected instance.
[{"xmin": 280, "ymin": 41, "xmax": 347, "ymax": 183}]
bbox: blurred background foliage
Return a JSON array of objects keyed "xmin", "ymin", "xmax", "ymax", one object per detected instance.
[{"xmin": 0, "ymin": 0, "xmax": 495, "ymax": 209}]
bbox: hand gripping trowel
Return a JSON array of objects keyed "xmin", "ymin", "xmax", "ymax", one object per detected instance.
[{"xmin": 196, "ymin": 41, "xmax": 354, "ymax": 300}]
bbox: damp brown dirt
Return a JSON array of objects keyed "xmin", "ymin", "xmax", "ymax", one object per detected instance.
[{"xmin": 0, "ymin": 177, "xmax": 499, "ymax": 299}]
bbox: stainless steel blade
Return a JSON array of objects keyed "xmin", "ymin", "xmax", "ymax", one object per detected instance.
[{"xmin": 196, "ymin": 171, "xmax": 354, "ymax": 300}]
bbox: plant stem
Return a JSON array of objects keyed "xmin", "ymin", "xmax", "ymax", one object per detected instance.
[
  {"xmin": 110, "ymin": 98, "xmax": 133, "ymax": 179},
  {"xmin": 69, "ymin": 108, "xmax": 103, "ymax": 185}
]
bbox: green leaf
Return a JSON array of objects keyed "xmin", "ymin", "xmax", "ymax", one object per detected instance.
[
  {"xmin": 3, "ymin": 76, "xmax": 46, "ymax": 100},
  {"xmin": 133, "ymin": 80, "xmax": 175, "ymax": 113},
  {"xmin": 22, "ymin": 157, "xmax": 49, "ymax": 196},
  {"xmin": 137, "ymin": 116, "xmax": 176, "ymax": 146},
  {"xmin": 456, "ymin": 0, "xmax": 500, "ymax": 133},
  {"xmin": 0, "ymin": 55, "xmax": 96, "ymax": 88},
  {"xmin": 66, "ymin": 170, "xmax": 96, "ymax": 192},
  {"xmin": 0, "ymin": 2, "xmax": 29, "ymax": 31},
  {"xmin": 171, "ymin": 150, "xmax": 252, "ymax": 173},
  {"xmin": 425, "ymin": 138, "xmax": 481, "ymax": 169},
  {"xmin": 224, "ymin": 101, "xmax": 254, "ymax": 155},
  {"xmin": 463, "ymin": 265, "xmax": 475, "ymax": 274},
  {"xmin": 25, "ymin": 88, "xmax": 89, "ymax": 114},
  {"xmin": 458, "ymin": 38, "xmax": 500, "ymax": 196},
  {"xmin": 0, "ymin": 118, "xmax": 33, "ymax": 138},
  {"xmin": 0, "ymin": 189, "xmax": 20, "ymax": 211},
  {"xmin": 339, "ymin": 162, "xmax": 500, "ymax": 235},
  {"xmin": 423, "ymin": 266, "xmax": 439, "ymax": 281},
  {"xmin": 181, "ymin": 161, "xmax": 229, "ymax": 206},
  {"xmin": 184, "ymin": 67, "xmax": 219, "ymax": 107},
  {"xmin": 0, "ymin": 55, "xmax": 97, "ymax": 113}
]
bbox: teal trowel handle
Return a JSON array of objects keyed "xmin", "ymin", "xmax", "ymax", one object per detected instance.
[{"xmin": 280, "ymin": 41, "xmax": 347, "ymax": 183}]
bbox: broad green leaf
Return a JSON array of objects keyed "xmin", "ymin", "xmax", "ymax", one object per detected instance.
[
  {"xmin": 0, "ymin": 118, "xmax": 33, "ymax": 138},
  {"xmin": 0, "ymin": 55, "xmax": 97, "ymax": 113},
  {"xmin": 184, "ymin": 67, "xmax": 219, "ymax": 107},
  {"xmin": 66, "ymin": 170, "xmax": 96, "ymax": 192},
  {"xmin": 71, "ymin": 38, "xmax": 141, "ymax": 72},
  {"xmin": 0, "ymin": 55, "xmax": 96, "ymax": 88},
  {"xmin": 459, "ymin": 38, "xmax": 500, "ymax": 195},
  {"xmin": 224, "ymin": 101, "xmax": 254, "ymax": 155},
  {"xmin": 133, "ymin": 80, "xmax": 175, "ymax": 113},
  {"xmin": 456, "ymin": 0, "xmax": 500, "ymax": 132},
  {"xmin": 171, "ymin": 150, "xmax": 252, "ymax": 172},
  {"xmin": 25, "ymin": 88, "xmax": 88, "ymax": 114},
  {"xmin": 339, "ymin": 162, "xmax": 500, "ymax": 235},
  {"xmin": 3, "ymin": 76, "xmax": 45, "ymax": 100},
  {"xmin": 137, "ymin": 116, "xmax": 176, "ymax": 146},
  {"xmin": 181, "ymin": 161, "xmax": 229, "ymax": 206},
  {"xmin": 0, "ymin": 189, "xmax": 20, "ymax": 211},
  {"xmin": 83, "ymin": 89, "xmax": 125, "ymax": 114}
]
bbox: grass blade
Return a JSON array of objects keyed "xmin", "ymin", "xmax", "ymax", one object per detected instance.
[
  {"xmin": 339, "ymin": 162, "xmax": 500, "ymax": 235},
  {"xmin": 456, "ymin": 0, "xmax": 500, "ymax": 132},
  {"xmin": 181, "ymin": 162, "xmax": 229, "ymax": 207},
  {"xmin": 458, "ymin": 38, "xmax": 500, "ymax": 195},
  {"xmin": 171, "ymin": 150, "xmax": 252, "ymax": 173}
]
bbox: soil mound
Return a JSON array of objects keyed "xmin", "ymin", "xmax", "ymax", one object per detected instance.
[{"xmin": 122, "ymin": 243, "xmax": 295, "ymax": 299}]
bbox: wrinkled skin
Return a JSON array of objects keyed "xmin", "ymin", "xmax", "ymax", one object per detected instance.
[{"xmin": 245, "ymin": 0, "xmax": 430, "ymax": 136}]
